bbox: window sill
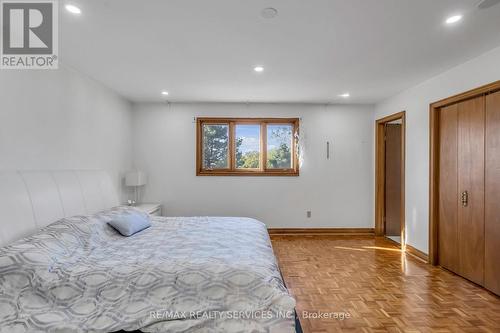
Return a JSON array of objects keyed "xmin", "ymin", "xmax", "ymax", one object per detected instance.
[{"xmin": 196, "ymin": 170, "xmax": 299, "ymax": 177}]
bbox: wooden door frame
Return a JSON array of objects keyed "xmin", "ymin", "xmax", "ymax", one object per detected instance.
[
  {"xmin": 429, "ymin": 80, "xmax": 500, "ymax": 265},
  {"xmin": 375, "ymin": 111, "xmax": 406, "ymax": 248}
]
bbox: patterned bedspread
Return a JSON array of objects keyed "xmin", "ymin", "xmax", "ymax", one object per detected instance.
[{"xmin": 0, "ymin": 207, "xmax": 296, "ymax": 333}]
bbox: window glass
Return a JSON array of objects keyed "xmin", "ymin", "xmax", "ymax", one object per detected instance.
[
  {"xmin": 202, "ymin": 124, "xmax": 229, "ymax": 169},
  {"xmin": 267, "ymin": 124, "xmax": 293, "ymax": 169},
  {"xmin": 235, "ymin": 124, "xmax": 261, "ymax": 169}
]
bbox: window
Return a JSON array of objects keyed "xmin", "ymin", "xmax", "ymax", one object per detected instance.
[
  {"xmin": 197, "ymin": 118, "xmax": 299, "ymax": 176},
  {"xmin": 235, "ymin": 124, "xmax": 261, "ymax": 169},
  {"xmin": 202, "ymin": 124, "xmax": 229, "ymax": 169}
]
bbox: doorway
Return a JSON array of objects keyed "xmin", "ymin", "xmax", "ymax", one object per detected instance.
[{"xmin": 375, "ymin": 111, "xmax": 406, "ymax": 248}]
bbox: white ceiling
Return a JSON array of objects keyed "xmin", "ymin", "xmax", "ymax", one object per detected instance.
[{"xmin": 60, "ymin": 0, "xmax": 500, "ymax": 103}]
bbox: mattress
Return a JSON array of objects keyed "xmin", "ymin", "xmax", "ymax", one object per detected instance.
[{"xmin": 0, "ymin": 207, "xmax": 295, "ymax": 332}]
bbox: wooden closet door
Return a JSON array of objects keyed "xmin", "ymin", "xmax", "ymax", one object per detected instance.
[
  {"xmin": 485, "ymin": 90, "xmax": 500, "ymax": 295},
  {"xmin": 457, "ymin": 96, "xmax": 485, "ymax": 285},
  {"xmin": 439, "ymin": 104, "xmax": 459, "ymax": 272}
]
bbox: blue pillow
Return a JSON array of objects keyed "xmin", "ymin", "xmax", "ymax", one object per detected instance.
[{"xmin": 108, "ymin": 211, "xmax": 151, "ymax": 236}]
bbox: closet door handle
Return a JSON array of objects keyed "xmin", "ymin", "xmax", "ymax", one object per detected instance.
[{"xmin": 461, "ymin": 191, "xmax": 469, "ymax": 207}]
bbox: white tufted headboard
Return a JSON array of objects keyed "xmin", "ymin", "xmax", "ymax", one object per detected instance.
[{"xmin": 0, "ymin": 170, "xmax": 120, "ymax": 247}]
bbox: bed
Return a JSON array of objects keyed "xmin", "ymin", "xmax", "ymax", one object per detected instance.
[{"xmin": 0, "ymin": 171, "xmax": 296, "ymax": 332}]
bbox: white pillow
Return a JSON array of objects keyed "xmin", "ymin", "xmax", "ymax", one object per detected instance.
[{"xmin": 107, "ymin": 211, "xmax": 151, "ymax": 236}]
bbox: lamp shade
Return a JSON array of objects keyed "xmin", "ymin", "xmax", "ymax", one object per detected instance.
[{"xmin": 125, "ymin": 171, "xmax": 147, "ymax": 186}]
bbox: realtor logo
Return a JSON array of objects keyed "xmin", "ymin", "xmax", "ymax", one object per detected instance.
[{"xmin": 1, "ymin": 0, "xmax": 58, "ymax": 69}]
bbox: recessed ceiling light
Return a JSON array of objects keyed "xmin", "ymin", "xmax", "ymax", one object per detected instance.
[
  {"xmin": 254, "ymin": 66, "xmax": 264, "ymax": 73},
  {"xmin": 445, "ymin": 15, "xmax": 462, "ymax": 24},
  {"xmin": 65, "ymin": 4, "xmax": 81, "ymax": 14},
  {"xmin": 261, "ymin": 7, "xmax": 278, "ymax": 19},
  {"xmin": 161, "ymin": 91, "xmax": 169, "ymax": 96},
  {"xmin": 339, "ymin": 93, "xmax": 350, "ymax": 98}
]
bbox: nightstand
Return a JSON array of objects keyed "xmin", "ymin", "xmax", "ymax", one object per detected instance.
[{"xmin": 134, "ymin": 203, "xmax": 162, "ymax": 216}]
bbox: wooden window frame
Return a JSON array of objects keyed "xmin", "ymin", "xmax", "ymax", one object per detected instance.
[{"xmin": 196, "ymin": 117, "xmax": 300, "ymax": 176}]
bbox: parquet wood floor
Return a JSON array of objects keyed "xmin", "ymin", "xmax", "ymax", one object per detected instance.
[{"xmin": 270, "ymin": 235, "xmax": 500, "ymax": 333}]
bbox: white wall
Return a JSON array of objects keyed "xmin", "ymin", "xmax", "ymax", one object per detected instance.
[
  {"xmin": 0, "ymin": 65, "xmax": 133, "ymax": 196},
  {"xmin": 131, "ymin": 103, "xmax": 374, "ymax": 228},
  {"xmin": 375, "ymin": 45, "xmax": 500, "ymax": 253}
]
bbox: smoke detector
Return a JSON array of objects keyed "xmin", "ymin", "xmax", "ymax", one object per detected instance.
[
  {"xmin": 476, "ymin": 0, "xmax": 500, "ymax": 9},
  {"xmin": 261, "ymin": 7, "xmax": 278, "ymax": 19}
]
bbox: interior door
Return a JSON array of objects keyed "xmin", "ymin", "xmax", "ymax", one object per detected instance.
[
  {"xmin": 439, "ymin": 103, "xmax": 459, "ymax": 273},
  {"xmin": 384, "ymin": 123, "xmax": 402, "ymax": 238},
  {"xmin": 457, "ymin": 96, "xmax": 485, "ymax": 285},
  {"xmin": 485, "ymin": 90, "xmax": 500, "ymax": 295}
]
